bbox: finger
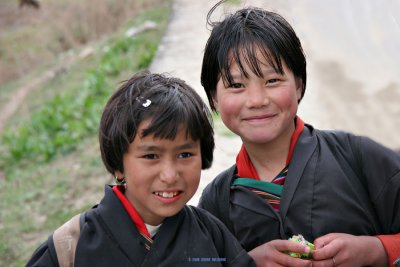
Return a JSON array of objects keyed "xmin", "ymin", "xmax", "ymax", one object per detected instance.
[
  {"xmin": 314, "ymin": 233, "xmax": 339, "ymax": 249},
  {"xmin": 312, "ymin": 241, "xmax": 337, "ymax": 261},
  {"xmin": 266, "ymin": 240, "xmax": 313, "ymax": 267},
  {"xmin": 312, "ymin": 258, "xmax": 336, "ymax": 267},
  {"xmin": 274, "ymin": 252, "xmax": 313, "ymax": 267},
  {"xmin": 272, "ymin": 239, "xmax": 312, "ymax": 255}
]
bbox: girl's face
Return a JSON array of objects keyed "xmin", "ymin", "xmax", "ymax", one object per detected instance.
[
  {"xmin": 213, "ymin": 48, "xmax": 302, "ymax": 147},
  {"xmin": 117, "ymin": 119, "xmax": 202, "ymax": 225}
]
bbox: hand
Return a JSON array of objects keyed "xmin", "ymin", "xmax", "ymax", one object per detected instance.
[
  {"xmin": 312, "ymin": 233, "xmax": 388, "ymax": 267},
  {"xmin": 248, "ymin": 239, "xmax": 312, "ymax": 267}
]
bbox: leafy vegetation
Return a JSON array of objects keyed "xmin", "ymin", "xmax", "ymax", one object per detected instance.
[
  {"xmin": 0, "ymin": 1, "xmax": 172, "ymax": 266},
  {"xmin": 1, "ymin": 8, "xmax": 161, "ymax": 178}
]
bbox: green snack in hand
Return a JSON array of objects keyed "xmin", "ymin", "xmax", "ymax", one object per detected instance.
[{"xmin": 286, "ymin": 234, "xmax": 314, "ymax": 259}]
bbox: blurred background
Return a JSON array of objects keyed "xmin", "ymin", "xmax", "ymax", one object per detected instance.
[
  {"xmin": 0, "ymin": 0, "xmax": 399, "ymax": 265},
  {"xmin": 274, "ymin": 0, "xmax": 400, "ymax": 148}
]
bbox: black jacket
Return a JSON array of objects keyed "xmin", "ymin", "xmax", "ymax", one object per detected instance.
[
  {"xmin": 27, "ymin": 185, "xmax": 255, "ymax": 266},
  {"xmin": 199, "ymin": 124, "xmax": 400, "ymax": 251}
]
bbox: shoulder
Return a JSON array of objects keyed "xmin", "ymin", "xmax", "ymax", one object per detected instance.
[
  {"xmin": 198, "ymin": 165, "xmax": 236, "ymax": 225},
  {"xmin": 184, "ymin": 206, "xmax": 256, "ymax": 266},
  {"xmin": 181, "ymin": 206, "xmax": 224, "ymax": 243},
  {"xmin": 315, "ymin": 128, "xmax": 398, "ymax": 158},
  {"xmin": 313, "ymin": 127, "xmax": 357, "ymax": 144},
  {"xmin": 184, "ymin": 205, "xmax": 231, "ymax": 233},
  {"xmin": 313, "ymin": 128, "xmax": 400, "ymax": 180},
  {"xmin": 183, "ymin": 206, "xmax": 234, "ymax": 240},
  {"xmin": 185, "ymin": 205, "xmax": 221, "ymax": 223},
  {"xmin": 201, "ymin": 165, "xmax": 236, "ymax": 197},
  {"xmin": 26, "ymin": 236, "xmax": 59, "ymax": 267},
  {"xmin": 312, "ymin": 128, "xmax": 364, "ymax": 156}
]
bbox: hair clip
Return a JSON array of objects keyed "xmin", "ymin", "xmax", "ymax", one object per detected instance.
[
  {"xmin": 136, "ymin": 96, "xmax": 152, "ymax": 107},
  {"xmin": 142, "ymin": 99, "xmax": 151, "ymax": 107}
]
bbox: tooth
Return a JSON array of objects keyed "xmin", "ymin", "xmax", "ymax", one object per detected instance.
[{"xmin": 155, "ymin": 192, "xmax": 179, "ymax": 198}]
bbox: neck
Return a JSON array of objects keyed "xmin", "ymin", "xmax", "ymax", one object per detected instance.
[{"xmin": 242, "ymin": 123, "xmax": 295, "ymax": 182}]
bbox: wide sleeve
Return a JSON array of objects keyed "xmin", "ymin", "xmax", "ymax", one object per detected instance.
[
  {"xmin": 376, "ymin": 234, "xmax": 400, "ymax": 267},
  {"xmin": 26, "ymin": 236, "xmax": 59, "ymax": 267},
  {"xmin": 356, "ymin": 136, "xmax": 400, "ymax": 266},
  {"xmin": 356, "ymin": 136, "xmax": 400, "ymax": 232}
]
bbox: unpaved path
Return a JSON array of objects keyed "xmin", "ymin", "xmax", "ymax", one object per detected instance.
[
  {"xmin": 0, "ymin": 47, "xmax": 93, "ymax": 133},
  {"xmin": 150, "ymin": 0, "xmax": 400, "ymax": 205}
]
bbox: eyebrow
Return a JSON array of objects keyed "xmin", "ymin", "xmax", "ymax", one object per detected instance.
[
  {"xmin": 230, "ymin": 68, "xmax": 278, "ymax": 80},
  {"xmin": 137, "ymin": 142, "xmax": 197, "ymax": 151}
]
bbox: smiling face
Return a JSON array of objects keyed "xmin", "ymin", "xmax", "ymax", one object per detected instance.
[
  {"xmin": 116, "ymin": 119, "xmax": 202, "ymax": 226},
  {"xmin": 214, "ymin": 48, "xmax": 302, "ymax": 147}
]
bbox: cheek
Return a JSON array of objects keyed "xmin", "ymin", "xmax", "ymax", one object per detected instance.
[
  {"xmin": 184, "ymin": 162, "xmax": 201, "ymax": 190},
  {"xmin": 275, "ymin": 88, "xmax": 299, "ymax": 110},
  {"xmin": 189, "ymin": 172, "xmax": 201, "ymax": 187},
  {"xmin": 191, "ymin": 160, "xmax": 202, "ymax": 179},
  {"xmin": 216, "ymin": 94, "xmax": 240, "ymax": 117}
]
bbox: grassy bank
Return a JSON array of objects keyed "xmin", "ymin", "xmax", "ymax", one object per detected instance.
[{"xmin": 0, "ymin": 1, "xmax": 172, "ymax": 265}]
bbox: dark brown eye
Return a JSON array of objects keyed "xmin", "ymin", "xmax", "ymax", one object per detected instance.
[
  {"xmin": 178, "ymin": 152, "xmax": 192, "ymax": 159},
  {"xmin": 143, "ymin": 154, "xmax": 158, "ymax": 159},
  {"xmin": 229, "ymin": 83, "xmax": 243, "ymax": 89}
]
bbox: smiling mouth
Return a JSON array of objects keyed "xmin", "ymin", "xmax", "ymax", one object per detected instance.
[
  {"xmin": 153, "ymin": 191, "xmax": 180, "ymax": 198},
  {"xmin": 245, "ymin": 114, "xmax": 275, "ymax": 121}
]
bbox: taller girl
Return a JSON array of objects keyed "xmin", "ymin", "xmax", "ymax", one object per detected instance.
[{"xmin": 199, "ymin": 1, "xmax": 400, "ymax": 266}]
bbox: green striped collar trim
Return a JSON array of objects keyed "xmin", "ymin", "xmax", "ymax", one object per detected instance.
[{"xmin": 232, "ymin": 178, "xmax": 283, "ymax": 196}]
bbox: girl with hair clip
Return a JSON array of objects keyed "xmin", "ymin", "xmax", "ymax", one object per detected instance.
[
  {"xmin": 198, "ymin": 1, "xmax": 400, "ymax": 266},
  {"xmin": 27, "ymin": 71, "xmax": 255, "ymax": 266}
]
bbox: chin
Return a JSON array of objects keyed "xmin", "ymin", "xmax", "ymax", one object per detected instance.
[{"xmin": 244, "ymin": 134, "xmax": 275, "ymax": 143}]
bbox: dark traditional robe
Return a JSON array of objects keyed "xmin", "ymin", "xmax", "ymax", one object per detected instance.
[
  {"xmin": 198, "ymin": 124, "xmax": 400, "ymax": 252},
  {"xmin": 27, "ymin": 185, "xmax": 255, "ymax": 266}
]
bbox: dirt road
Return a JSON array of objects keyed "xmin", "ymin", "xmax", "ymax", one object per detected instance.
[{"xmin": 153, "ymin": 0, "xmax": 400, "ymax": 204}]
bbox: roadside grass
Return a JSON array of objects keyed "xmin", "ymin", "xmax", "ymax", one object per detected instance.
[
  {"xmin": 0, "ymin": 1, "xmax": 172, "ymax": 266},
  {"xmin": 0, "ymin": 136, "xmax": 109, "ymax": 266},
  {"xmin": 0, "ymin": 0, "xmax": 160, "ymax": 85}
]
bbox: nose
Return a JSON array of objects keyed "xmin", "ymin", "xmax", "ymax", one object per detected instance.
[
  {"xmin": 159, "ymin": 160, "xmax": 179, "ymax": 185},
  {"xmin": 245, "ymin": 84, "xmax": 269, "ymax": 108}
]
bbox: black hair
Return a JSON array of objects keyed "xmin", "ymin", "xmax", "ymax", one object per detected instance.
[
  {"xmin": 99, "ymin": 71, "xmax": 214, "ymax": 174},
  {"xmin": 201, "ymin": 1, "xmax": 307, "ymax": 110}
]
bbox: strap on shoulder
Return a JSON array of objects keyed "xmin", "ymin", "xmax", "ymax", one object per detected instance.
[
  {"xmin": 52, "ymin": 213, "xmax": 83, "ymax": 267},
  {"xmin": 47, "ymin": 234, "xmax": 60, "ymax": 267}
]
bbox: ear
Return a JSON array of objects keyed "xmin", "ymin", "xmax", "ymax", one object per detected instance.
[
  {"xmin": 295, "ymin": 78, "xmax": 303, "ymax": 101},
  {"xmin": 212, "ymin": 94, "xmax": 219, "ymax": 112},
  {"xmin": 115, "ymin": 170, "xmax": 124, "ymax": 178}
]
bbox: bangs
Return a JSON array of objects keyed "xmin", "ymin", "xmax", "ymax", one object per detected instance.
[
  {"xmin": 140, "ymin": 89, "xmax": 207, "ymax": 142},
  {"xmin": 220, "ymin": 38, "xmax": 284, "ymax": 87}
]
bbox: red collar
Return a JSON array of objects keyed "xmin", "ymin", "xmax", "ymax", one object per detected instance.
[
  {"xmin": 112, "ymin": 186, "xmax": 150, "ymax": 238},
  {"xmin": 236, "ymin": 116, "xmax": 305, "ymax": 180}
]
